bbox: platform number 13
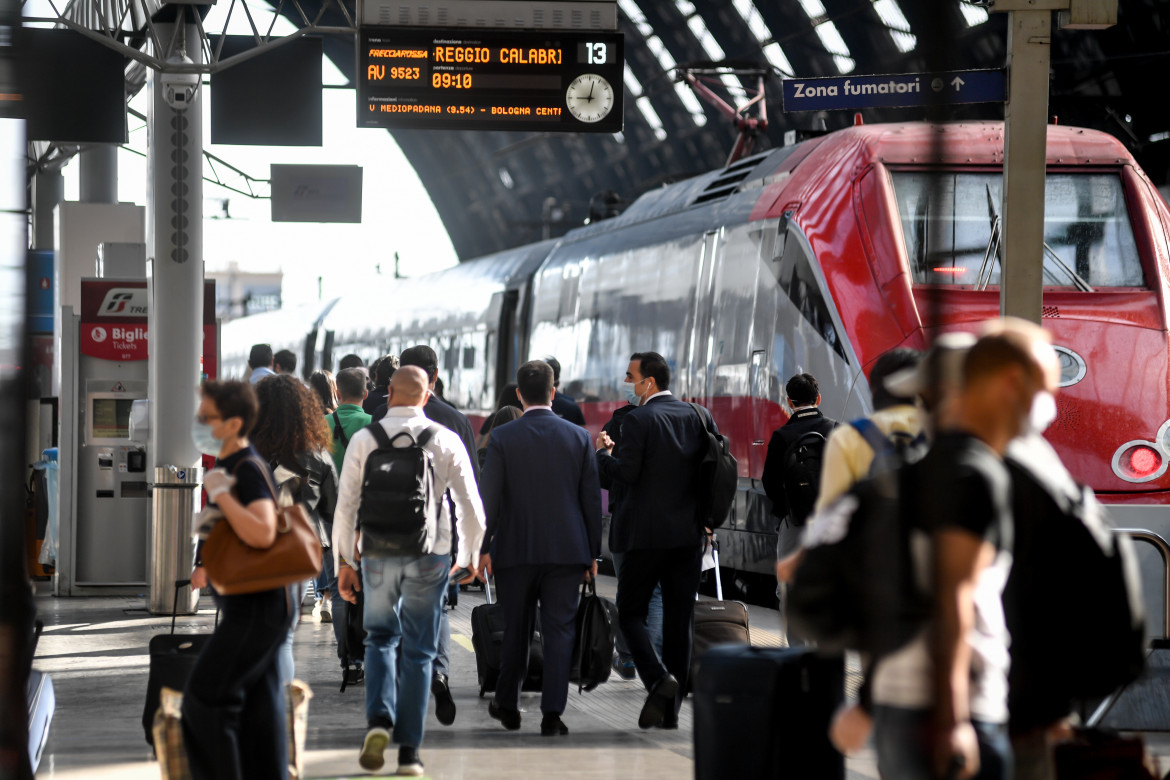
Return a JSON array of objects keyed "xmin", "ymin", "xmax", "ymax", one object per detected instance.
[{"xmin": 586, "ymin": 43, "xmax": 607, "ymax": 65}]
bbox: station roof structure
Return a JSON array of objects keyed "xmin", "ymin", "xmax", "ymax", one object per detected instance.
[{"xmin": 29, "ymin": 0, "xmax": 1170, "ymax": 262}]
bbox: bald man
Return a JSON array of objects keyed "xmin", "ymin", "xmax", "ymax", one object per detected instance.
[{"xmin": 334, "ymin": 365, "xmax": 487, "ymax": 777}]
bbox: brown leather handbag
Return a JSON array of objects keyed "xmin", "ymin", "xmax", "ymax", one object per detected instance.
[{"xmin": 202, "ymin": 456, "xmax": 322, "ymax": 596}]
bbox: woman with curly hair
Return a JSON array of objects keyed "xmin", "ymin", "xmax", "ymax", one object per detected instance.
[
  {"xmin": 309, "ymin": 369, "xmax": 339, "ymax": 414},
  {"xmin": 252, "ymin": 374, "xmax": 340, "ymax": 682}
]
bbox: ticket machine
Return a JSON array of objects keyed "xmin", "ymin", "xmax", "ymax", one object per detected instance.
[
  {"xmin": 76, "ymin": 382, "xmax": 149, "ymax": 584},
  {"xmin": 57, "ymin": 279, "xmax": 151, "ymax": 592}
]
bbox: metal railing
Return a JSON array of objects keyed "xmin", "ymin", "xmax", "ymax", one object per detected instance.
[{"xmin": 1114, "ymin": 528, "xmax": 1170, "ymax": 638}]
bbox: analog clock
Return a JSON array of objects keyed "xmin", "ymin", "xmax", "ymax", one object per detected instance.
[{"xmin": 565, "ymin": 74, "xmax": 615, "ymax": 123}]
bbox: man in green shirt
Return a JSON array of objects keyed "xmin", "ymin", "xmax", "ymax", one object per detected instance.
[{"xmin": 329, "ymin": 368, "xmax": 373, "ymax": 474}]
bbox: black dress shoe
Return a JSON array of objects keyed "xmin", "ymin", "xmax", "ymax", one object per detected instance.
[
  {"xmin": 638, "ymin": 674, "xmax": 679, "ymax": 730},
  {"xmin": 660, "ymin": 713, "xmax": 679, "ymax": 730},
  {"xmin": 431, "ymin": 672, "xmax": 456, "ymax": 725},
  {"xmin": 540, "ymin": 714, "xmax": 569, "ymax": 736},
  {"xmin": 488, "ymin": 699, "xmax": 522, "ymax": 731}
]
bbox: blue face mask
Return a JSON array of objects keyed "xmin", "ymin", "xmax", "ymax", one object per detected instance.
[{"xmin": 191, "ymin": 419, "xmax": 223, "ymax": 457}]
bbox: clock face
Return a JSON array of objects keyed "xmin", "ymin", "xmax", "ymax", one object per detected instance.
[{"xmin": 565, "ymin": 74, "xmax": 615, "ymax": 123}]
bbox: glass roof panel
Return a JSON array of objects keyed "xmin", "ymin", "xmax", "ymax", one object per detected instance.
[
  {"xmin": 872, "ymin": 0, "xmax": 917, "ymax": 52},
  {"xmin": 620, "ymin": 0, "xmax": 707, "ymax": 126},
  {"xmin": 959, "ymin": 2, "xmax": 990, "ymax": 26}
]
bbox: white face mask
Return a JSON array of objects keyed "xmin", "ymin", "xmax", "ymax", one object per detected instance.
[
  {"xmin": 1028, "ymin": 390, "xmax": 1057, "ymax": 434},
  {"xmin": 191, "ymin": 419, "xmax": 223, "ymax": 456},
  {"xmin": 622, "ymin": 380, "xmax": 642, "ymax": 406}
]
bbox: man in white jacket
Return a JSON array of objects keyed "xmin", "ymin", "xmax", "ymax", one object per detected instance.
[{"xmin": 335, "ymin": 366, "xmax": 486, "ymax": 777}]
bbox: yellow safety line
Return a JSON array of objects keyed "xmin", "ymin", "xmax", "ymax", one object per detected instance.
[{"xmin": 451, "ymin": 632, "xmax": 475, "ymax": 653}]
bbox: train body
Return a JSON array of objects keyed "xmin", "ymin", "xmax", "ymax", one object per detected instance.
[{"xmin": 224, "ymin": 121, "xmax": 1170, "ymax": 613}]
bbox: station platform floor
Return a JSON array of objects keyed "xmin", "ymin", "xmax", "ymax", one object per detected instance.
[{"xmin": 27, "ymin": 574, "xmax": 1170, "ymax": 779}]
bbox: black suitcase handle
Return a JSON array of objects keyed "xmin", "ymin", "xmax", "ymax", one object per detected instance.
[{"xmin": 171, "ymin": 579, "xmax": 218, "ymax": 634}]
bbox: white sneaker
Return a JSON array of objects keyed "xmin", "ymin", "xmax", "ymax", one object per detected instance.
[
  {"xmin": 312, "ymin": 599, "xmax": 324, "ymax": 623},
  {"xmin": 359, "ymin": 727, "xmax": 391, "ymax": 771},
  {"xmin": 319, "ymin": 598, "xmax": 332, "ymax": 623}
]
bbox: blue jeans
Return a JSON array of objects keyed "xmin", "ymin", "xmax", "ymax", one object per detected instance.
[
  {"xmin": 276, "ymin": 581, "xmax": 307, "ymax": 686},
  {"xmin": 435, "ymin": 603, "xmax": 451, "ymax": 677},
  {"xmin": 315, "ymin": 539, "xmax": 337, "ymax": 596},
  {"xmin": 872, "ymin": 705, "xmax": 1013, "ymax": 780},
  {"xmin": 611, "ymin": 551, "xmax": 663, "ymax": 661},
  {"xmin": 362, "ymin": 554, "xmax": 449, "ymax": 749}
]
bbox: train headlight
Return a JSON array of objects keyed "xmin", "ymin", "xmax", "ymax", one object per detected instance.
[{"xmin": 1112, "ymin": 439, "xmax": 1169, "ymax": 483}]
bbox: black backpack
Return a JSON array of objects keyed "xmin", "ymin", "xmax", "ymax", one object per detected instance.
[
  {"xmin": 569, "ymin": 578, "xmax": 618, "ymax": 693},
  {"xmin": 1005, "ymin": 452, "xmax": 1145, "ymax": 724},
  {"xmin": 689, "ymin": 403, "xmax": 738, "ymax": 528},
  {"xmin": 332, "ymin": 410, "xmax": 350, "ymax": 447},
  {"xmin": 787, "ymin": 462, "xmax": 930, "ymax": 658},
  {"xmin": 357, "ymin": 424, "xmax": 440, "ymax": 557},
  {"xmin": 780, "ymin": 431, "xmax": 828, "ymax": 526}
]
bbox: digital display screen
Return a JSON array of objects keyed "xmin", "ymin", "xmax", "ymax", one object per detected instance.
[
  {"xmin": 358, "ymin": 27, "xmax": 624, "ymax": 133},
  {"xmin": 92, "ymin": 398, "xmax": 133, "ymax": 440}
]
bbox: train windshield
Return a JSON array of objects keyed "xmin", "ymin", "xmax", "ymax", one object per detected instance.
[{"xmin": 892, "ymin": 171, "xmax": 1145, "ymax": 289}]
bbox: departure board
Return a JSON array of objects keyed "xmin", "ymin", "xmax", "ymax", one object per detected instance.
[{"xmin": 357, "ymin": 27, "xmax": 624, "ymax": 133}]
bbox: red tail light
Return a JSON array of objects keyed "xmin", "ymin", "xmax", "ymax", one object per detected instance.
[
  {"xmin": 1130, "ymin": 446, "xmax": 1160, "ymax": 476},
  {"xmin": 1113, "ymin": 441, "xmax": 1168, "ymax": 483}
]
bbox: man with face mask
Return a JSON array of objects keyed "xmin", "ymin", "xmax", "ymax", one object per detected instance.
[
  {"xmin": 869, "ymin": 318, "xmax": 1059, "ymax": 780},
  {"xmin": 595, "ymin": 351, "xmax": 714, "ymax": 730}
]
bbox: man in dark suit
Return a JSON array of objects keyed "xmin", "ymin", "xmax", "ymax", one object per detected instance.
[
  {"xmin": 480, "ymin": 360, "xmax": 602, "ymax": 736},
  {"xmin": 545, "ymin": 356, "xmax": 586, "ymax": 426},
  {"xmin": 371, "ymin": 345, "xmax": 479, "ymax": 726},
  {"xmin": 595, "ymin": 351, "xmax": 712, "ymax": 729}
]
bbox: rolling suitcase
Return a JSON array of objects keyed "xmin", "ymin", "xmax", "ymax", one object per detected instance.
[
  {"xmin": 693, "ymin": 645, "xmax": 845, "ymax": 780},
  {"xmin": 691, "ymin": 543, "xmax": 750, "ymax": 689},
  {"xmin": 470, "ymin": 576, "xmax": 543, "ymax": 697},
  {"xmin": 143, "ymin": 580, "xmax": 216, "ymax": 746}
]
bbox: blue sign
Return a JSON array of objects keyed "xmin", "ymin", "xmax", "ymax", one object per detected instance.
[
  {"xmin": 28, "ymin": 250, "xmax": 54, "ymax": 335},
  {"xmin": 782, "ymin": 69, "xmax": 1006, "ymax": 112}
]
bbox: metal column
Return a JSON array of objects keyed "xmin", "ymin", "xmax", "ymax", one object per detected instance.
[
  {"xmin": 999, "ymin": 10, "xmax": 1053, "ymax": 324},
  {"xmin": 80, "ymin": 145, "xmax": 118, "ymax": 205},
  {"xmin": 32, "ymin": 171, "xmax": 62, "ymax": 250},
  {"xmin": 147, "ymin": 20, "xmax": 204, "ymax": 614}
]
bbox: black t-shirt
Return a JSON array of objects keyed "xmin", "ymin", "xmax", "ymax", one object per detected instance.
[
  {"xmin": 917, "ymin": 431, "xmax": 1012, "ymax": 551},
  {"xmin": 215, "ymin": 445, "xmax": 275, "ymax": 508}
]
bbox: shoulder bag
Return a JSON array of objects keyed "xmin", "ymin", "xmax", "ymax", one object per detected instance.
[{"xmin": 202, "ymin": 455, "xmax": 323, "ymax": 596}]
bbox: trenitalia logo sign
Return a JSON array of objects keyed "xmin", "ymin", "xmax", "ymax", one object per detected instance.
[
  {"xmin": 81, "ymin": 280, "xmax": 150, "ymax": 361},
  {"xmin": 97, "ymin": 288, "xmax": 148, "ymax": 317}
]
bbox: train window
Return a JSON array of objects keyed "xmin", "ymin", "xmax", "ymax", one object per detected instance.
[
  {"xmin": 770, "ymin": 226, "xmax": 846, "ymax": 360},
  {"xmin": 892, "ymin": 171, "xmax": 1146, "ymax": 289},
  {"xmin": 463, "ymin": 346, "xmax": 476, "ymax": 369}
]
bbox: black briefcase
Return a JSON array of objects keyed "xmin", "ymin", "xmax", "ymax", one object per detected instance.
[{"xmin": 142, "ymin": 580, "xmax": 216, "ymax": 746}]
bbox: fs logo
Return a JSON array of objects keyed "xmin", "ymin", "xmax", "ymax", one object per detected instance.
[
  {"xmin": 97, "ymin": 288, "xmax": 148, "ymax": 317},
  {"xmin": 104, "ymin": 292, "xmax": 133, "ymax": 313}
]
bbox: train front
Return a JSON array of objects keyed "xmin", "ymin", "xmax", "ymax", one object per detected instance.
[{"xmin": 860, "ymin": 122, "xmax": 1170, "ymax": 628}]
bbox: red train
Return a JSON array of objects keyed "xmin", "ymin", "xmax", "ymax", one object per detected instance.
[{"xmin": 224, "ymin": 120, "xmax": 1170, "ymax": 609}]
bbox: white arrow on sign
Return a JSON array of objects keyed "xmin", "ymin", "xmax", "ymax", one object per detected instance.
[{"xmin": 951, "ymin": 76, "xmax": 966, "ymax": 91}]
